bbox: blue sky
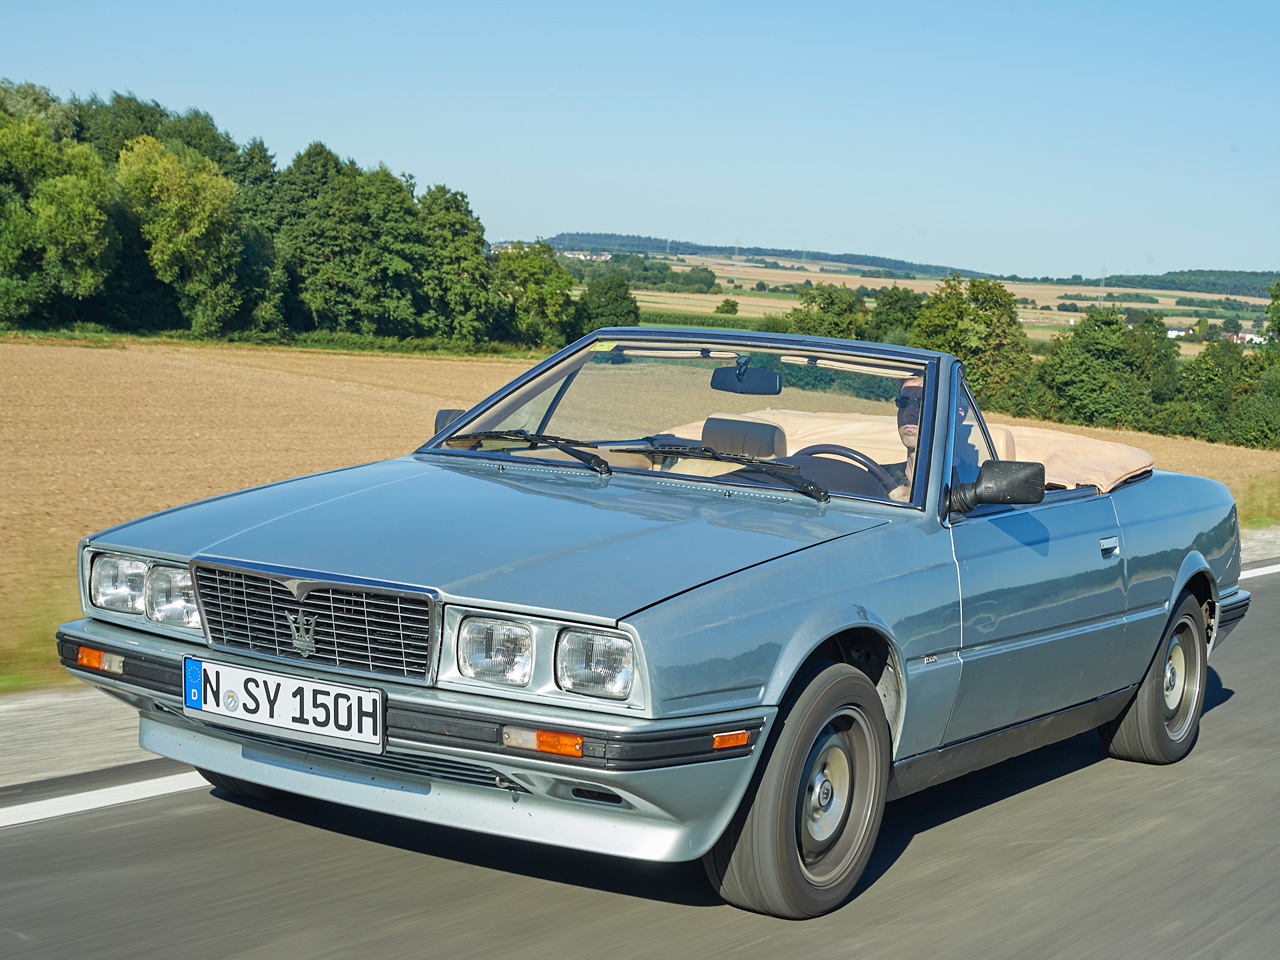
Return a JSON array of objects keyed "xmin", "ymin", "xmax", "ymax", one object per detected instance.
[{"xmin": 6, "ymin": 0, "xmax": 1276, "ymax": 277}]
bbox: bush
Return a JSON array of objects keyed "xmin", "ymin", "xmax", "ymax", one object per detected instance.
[{"xmin": 754, "ymin": 315, "xmax": 792, "ymax": 333}]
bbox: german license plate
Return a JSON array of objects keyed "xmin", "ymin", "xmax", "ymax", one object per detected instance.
[{"xmin": 182, "ymin": 657, "xmax": 384, "ymax": 753}]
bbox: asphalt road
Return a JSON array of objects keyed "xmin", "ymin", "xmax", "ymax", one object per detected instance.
[{"xmin": 3, "ymin": 573, "xmax": 1278, "ymax": 960}]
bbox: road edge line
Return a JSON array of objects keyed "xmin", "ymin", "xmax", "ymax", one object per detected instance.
[{"xmin": 0, "ymin": 771, "xmax": 208, "ymax": 829}]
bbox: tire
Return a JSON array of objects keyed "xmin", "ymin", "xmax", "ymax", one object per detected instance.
[
  {"xmin": 703, "ymin": 661, "xmax": 890, "ymax": 919},
  {"xmin": 197, "ymin": 768, "xmax": 288, "ymax": 801},
  {"xmin": 1099, "ymin": 592, "xmax": 1207, "ymax": 764}
]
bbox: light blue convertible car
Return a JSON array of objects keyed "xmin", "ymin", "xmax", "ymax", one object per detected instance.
[{"xmin": 59, "ymin": 327, "xmax": 1249, "ymax": 918}]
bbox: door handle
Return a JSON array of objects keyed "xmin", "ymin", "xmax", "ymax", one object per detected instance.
[{"xmin": 1099, "ymin": 536, "xmax": 1120, "ymax": 558}]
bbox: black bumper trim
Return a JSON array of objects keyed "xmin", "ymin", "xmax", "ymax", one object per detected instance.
[
  {"xmin": 388, "ymin": 700, "xmax": 765, "ymax": 770},
  {"xmin": 1219, "ymin": 591, "xmax": 1250, "ymax": 627},
  {"xmin": 57, "ymin": 632, "xmax": 765, "ymax": 772},
  {"xmin": 57, "ymin": 634, "xmax": 184, "ymax": 698}
]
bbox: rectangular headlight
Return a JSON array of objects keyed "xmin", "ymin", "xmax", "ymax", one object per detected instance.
[
  {"xmin": 555, "ymin": 630, "xmax": 633, "ymax": 700},
  {"xmin": 145, "ymin": 566, "xmax": 202, "ymax": 628},
  {"xmin": 457, "ymin": 617, "xmax": 533, "ymax": 686},
  {"xmin": 89, "ymin": 555, "xmax": 147, "ymax": 614}
]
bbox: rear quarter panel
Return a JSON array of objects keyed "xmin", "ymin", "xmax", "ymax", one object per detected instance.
[{"xmin": 1109, "ymin": 470, "xmax": 1239, "ymax": 689}]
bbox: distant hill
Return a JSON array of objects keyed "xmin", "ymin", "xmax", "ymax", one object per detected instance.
[
  {"xmin": 547, "ymin": 234, "xmax": 1278, "ymax": 299},
  {"xmin": 543, "ymin": 233, "xmax": 977, "ymax": 278},
  {"xmin": 1102, "ymin": 270, "xmax": 1279, "ymax": 299}
]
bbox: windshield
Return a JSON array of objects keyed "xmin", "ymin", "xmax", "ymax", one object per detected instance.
[{"xmin": 430, "ymin": 336, "xmax": 933, "ymax": 505}]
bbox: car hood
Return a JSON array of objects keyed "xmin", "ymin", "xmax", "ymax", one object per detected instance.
[{"xmin": 94, "ymin": 454, "xmax": 886, "ymax": 620}]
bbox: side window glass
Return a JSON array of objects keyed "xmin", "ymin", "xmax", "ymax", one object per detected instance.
[{"xmin": 952, "ymin": 382, "xmax": 993, "ymax": 486}]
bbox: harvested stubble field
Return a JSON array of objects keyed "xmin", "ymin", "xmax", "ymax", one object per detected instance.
[{"xmin": 3, "ymin": 338, "xmax": 1278, "ymax": 691}]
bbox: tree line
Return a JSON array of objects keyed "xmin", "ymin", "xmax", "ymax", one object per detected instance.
[
  {"xmin": 560, "ymin": 252, "xmax": 719, "ymax": 294},
  {"xmin": 993, "ymin": 269, "xmax": 1279, "ymax": 299},
  {"xmin": 0, "ymin": 81, "xmax": 632, "ymax": 348}
]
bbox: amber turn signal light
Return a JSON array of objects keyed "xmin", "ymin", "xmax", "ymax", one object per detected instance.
[
  {"xmin": 712, "ymin": 730, "xmax": 750, "ymax": 749},
  {"xmin": 76, "ymin": 645, "xmax": 124, "ymax": 675},
  {"xmin": 536, "ymin": 730, "xmax": 584, "ymax": 757},
  {"xmin": 502, "ymin": 725, "xmax": 585, "ymax": 758}
]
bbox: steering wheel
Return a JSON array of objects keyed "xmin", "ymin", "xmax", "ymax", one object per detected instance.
[{"xmin": 792, "ymin": 443, "xmax": 897, "ymax": 492}]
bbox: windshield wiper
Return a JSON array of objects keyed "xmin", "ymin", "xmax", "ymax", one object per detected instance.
[
  {"xmin": 616, "ymin": 443, "xmax": 829, "ymax": 503},
  {"xmin": 447, "ymin": 430, "xmax": 612, "ymax": 477}
]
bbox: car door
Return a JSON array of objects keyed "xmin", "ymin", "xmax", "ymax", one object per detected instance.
[{"xmin": 942, "ymin": 382, "xmax": 1128, "ymax": 745}]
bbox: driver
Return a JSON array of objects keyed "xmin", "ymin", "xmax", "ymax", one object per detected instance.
[{"xmin": 886, "ymin": 376, "xmax": 923, "ymax": 502}]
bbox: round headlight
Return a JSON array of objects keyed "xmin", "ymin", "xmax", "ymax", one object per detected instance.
[
  {"xmin": 457, "ymin": 617, "xmax": 533, "ymax": 686},
  {"xmin": 90, "ymin": 555, "xmax": 147, "ymax": 614},
  {"xmin": 555, "ymin": 630, "xmax": 633, "ymax": 700},
  {"xmin": 145, "ymin": 566, "xmax": 202, "ymax": 628}
]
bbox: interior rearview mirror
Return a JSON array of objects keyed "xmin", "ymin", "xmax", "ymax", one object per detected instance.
[
  {"xmin": 950, "ymin": 460, "xmax": 1046, "ymax": 513},
  {"xmin": 710, "ymin": 365, "xmax": 782, "ymax": 395}
]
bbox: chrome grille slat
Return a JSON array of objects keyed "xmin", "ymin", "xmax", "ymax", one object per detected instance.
[{"xmin": 195, "ymin": 566, "xmax": 434, "ymax": 681}]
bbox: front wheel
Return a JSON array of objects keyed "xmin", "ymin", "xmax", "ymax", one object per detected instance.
[
  {"xmin": 1099, "ymin": 592, "xmax": 1207, "ymax": 764},
  {"xmin": 703, "ymin": 662, "xmax": 890, "ymax": 918}
]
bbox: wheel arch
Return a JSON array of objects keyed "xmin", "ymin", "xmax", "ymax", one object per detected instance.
[
  {"xmin": 1174, "ymin": 554, "xmax": 1218, "ymax": 647},
  {"xmin": 773, "ymin": 623, "xmax": 905, "ymax": 752}
]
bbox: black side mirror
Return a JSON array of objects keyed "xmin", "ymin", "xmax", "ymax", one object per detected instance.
[
  {"xmin": 950, "ymin": 460, "xmax": 1045, "ymax": 513},
  {"xmin": 710, "ymin": 365, "xmax": 782, "ymax": 395},
  {"xmin": 434, "ymin": 408, "xmax": 465, "ymax": 434}
]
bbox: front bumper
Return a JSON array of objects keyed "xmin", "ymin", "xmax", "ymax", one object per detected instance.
[{"xmin": 57, "ymin": 618, "xmax": 772, "ymax": 862}]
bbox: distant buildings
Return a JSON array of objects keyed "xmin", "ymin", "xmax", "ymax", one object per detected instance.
[{"xmin": 489, "ymin": 242, "xmax": 612, "ymax": 261}]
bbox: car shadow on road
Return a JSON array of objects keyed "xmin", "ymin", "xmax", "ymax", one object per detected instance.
[
  {"xmin": 857, "ymin": 665, "xmax": 1234, "ymax": 897},
  {"xmin": 210, "ymin": 667, "xmax": 1234, "ymax": 913}
]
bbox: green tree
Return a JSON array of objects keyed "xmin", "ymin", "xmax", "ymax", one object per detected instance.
[
  {"xmin": 865, "ymin": 284, "xmax": 925, "ymax": 345},
  {"xmin": 115, "ymin": 135, "xmax": 243, "ymax": 336},
  {"xmin": 909, "ymin": 274, "xmax": 1030, "ymax": 407},
  {"xmin": 575, "ymin": 272, "xmax": 639, "ymax": 334},
  {"xmin": 784, "ymin": 282, "xmax": 866, "ymax": 339},
  {"xmin": 75, "ymin": 92, "xmax": 169, "ymax": 164},
  {"xmin": 493, "ymin": 241, "xmax": 577, "ymax": 347},
  {"xmin": 714, "ymin": 297, "xmax": 739, "ymax": 315},
  {"xmin": 0, "ymin": 113, "xmax": 116, "ymax": 323},
  {"xmin": 417, "ymin": 185, "xmax": 492, "ymax": 341},
  {"xmin": 1222, "ymin": 316, "xmax": 1243, "ymax": 336},
  {"xmin": 1266, "ymin": 281, "xmax": 1280, "ymax": 343},
  {"xmin": 1032, "ymin": 307, "xmax": 1176, "ymax": 428},
  {"xmin": 157, "ymin": 109, "xmax": 238, "ymax": 171},
  {"xmin": 277, "ymin": 161, "xmax": 434, "ymax": 337},
  {"xmin": 0, "ymin": 79, "xmax": 79, "ymax": 141}
]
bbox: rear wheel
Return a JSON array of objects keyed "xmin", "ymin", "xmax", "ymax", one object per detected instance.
[
  {"xmin": 1099, "ymin": 592, "xmax": 1207, "ymax": 764},
  {"xmin": 197, "ymin": 768, "xmax": 288, "ymax": 801},
  {"xmin": 703, "ymin": 661, "xmax": 890, "ymax": 918}
]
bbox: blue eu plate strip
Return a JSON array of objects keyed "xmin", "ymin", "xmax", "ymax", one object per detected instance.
[{"xmin": 184, "ymin": 658, "xmax": 203, "ymax": 710}]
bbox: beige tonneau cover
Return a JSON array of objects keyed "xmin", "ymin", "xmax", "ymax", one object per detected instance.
[{"xmin": 1003, "ymin": 425, "xmax": 1153, "ymax": 494}]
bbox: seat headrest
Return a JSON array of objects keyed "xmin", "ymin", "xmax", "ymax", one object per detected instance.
[{"xmin": 702, "ymin": 416, "xmax": 787, "ymax": 459}]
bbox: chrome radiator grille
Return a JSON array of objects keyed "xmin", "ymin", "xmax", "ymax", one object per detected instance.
[{"xmin": 194, "ymin": 565, "xmax": 434, "ymax": 680}]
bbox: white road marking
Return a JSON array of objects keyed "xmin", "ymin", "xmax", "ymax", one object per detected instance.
[
  {"xmin": 1241, "ymin": 563, "xmax": 1280, "ymax": 581},
  {"xmin": 0, "ymin": 772, "xmax": 207, "ymax": 829}
]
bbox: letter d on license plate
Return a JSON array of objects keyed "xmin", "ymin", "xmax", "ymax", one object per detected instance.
[{"xmin": 183, "ymin": 658, "xmax": 384, "ymax": 754}]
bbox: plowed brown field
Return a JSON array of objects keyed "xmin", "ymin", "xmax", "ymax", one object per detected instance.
[
  {"xmin": 1, "ymin": 340, "xmax": 532, "ymax": 689},
  {"xmin": 4, "ymin": 338, "xmax": 1278, "ymax": 691}
]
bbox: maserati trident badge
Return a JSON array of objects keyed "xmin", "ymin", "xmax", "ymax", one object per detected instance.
[{"xmin": 286, "ymin": 610, "xmax": 318, "ymax": 657}]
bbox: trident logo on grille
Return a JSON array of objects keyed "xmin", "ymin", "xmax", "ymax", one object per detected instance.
[{"xmin": 285, "ymin": 610, "xmax": 318, "ymax": 657}]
